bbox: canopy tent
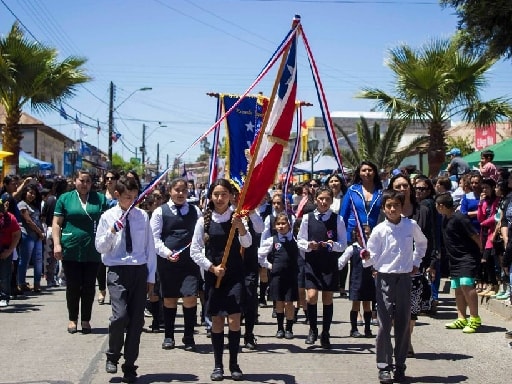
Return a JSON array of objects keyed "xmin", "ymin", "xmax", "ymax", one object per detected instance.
[
  {"xmin": 293, "ymin": 155, "xmax": 351, "ymax": 174},
  {"xmin": 18, "ymin": 151, "xmax": 54, "ymax": 174},
  {"xmin": 462, "ymin": 138, "xmax": 512, "ymax": 167}
]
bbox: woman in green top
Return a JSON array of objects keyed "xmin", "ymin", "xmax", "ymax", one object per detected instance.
[{"xmin": 52, "ymin": 169, "xmax": 108, "ymax": 334}]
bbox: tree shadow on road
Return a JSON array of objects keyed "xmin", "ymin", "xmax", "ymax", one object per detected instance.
[
  {"xmin": 109, "ymin": 373, "xmax": 199, "ymax": 383},
  {"xmin": 247, "ymin": 339, "xmax": 376, "ymax": 355},
  {"xmin": 408, "ymin": 374, "xmax": 468, "ymax": 383},
  {"xmin": 414, "ymin": 352, "xmax": 471, "ymax": 361},
  {"xmin": 242, "ymin": 373, "xmax": 297, "ymax": 383}
]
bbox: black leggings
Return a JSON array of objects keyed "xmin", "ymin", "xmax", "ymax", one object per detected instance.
[{"xmin": 62, "ymin": 260, "xmax": 100, "ymax": 322}]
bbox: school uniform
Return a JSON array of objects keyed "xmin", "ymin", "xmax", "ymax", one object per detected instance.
[
  {"xmin": 258, "ymin": 232, "xmax": 299, "ymax": 302},
  {"xmin": 339, "ymin": 243, "xmax": 376, "ymax": 336},
  {"xmin": 151, "ymin": 202, "xmax": 201, "ymax": 297},
  {"xmin": 297, "ymin": 210, "xmax": 347, "ymax": 291},
  {"xmin": 242, "ymin": 212, "xmax": 264, "ymax": 344},
  {"xmin": 95, "ymin": 205, "xmax": 156, "ymax": 375},
  {"xmin": 190, "ymin": 209, "xmax": 252, "ymax": 316},
  {"xmin": 363, "ymin": 216, "xmax": 427, "ymax": 373},
  {"xmin": 190, "ymin": 208, "xmax": 252, "ymax": 376},
  {"xmin": 150, "ymin": 201, "xmax": 202, "ymax": 346},
  {"xmin": 297, "ymin": 209, "xmax": 347, "ymax": 346},
  {"xmin": 338, "ymin": 244, "xmax": 375, "ymax": 302}
]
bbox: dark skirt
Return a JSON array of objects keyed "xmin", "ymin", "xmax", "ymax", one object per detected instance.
[
  {"xmin": 157, "ymin": 256, "xmax": 200, "ymax": 298},
  {"xmin": 269, "ymin": 272, "xmax": 298, "ymax": 301},
  {"xmin": 204, "ymin": 278, "xmax": 243, "ymax": 317},
  {"xmin": 297, "ymin": 255, "xmax": 306, "ymax": 289},
  {"xmin": 348, "ymin": 264, "xmax": 376, "ymax": 302},
  {"xmin": 304, "ymin": 256, "xmax": 339, "ymax": 291}
]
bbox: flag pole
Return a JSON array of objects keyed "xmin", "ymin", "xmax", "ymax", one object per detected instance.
[{"xmin": 215, "ymin": 16, "xmax": 301, "ymax": 288}]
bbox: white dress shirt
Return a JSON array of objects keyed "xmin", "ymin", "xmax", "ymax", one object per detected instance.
[
  {"xmin": 95, "ymin": 205, "xmax": 156, "ymax": 284},
  {"xmin": 363, "ymin": 217, "xmax": 427, "ymax": 273}
]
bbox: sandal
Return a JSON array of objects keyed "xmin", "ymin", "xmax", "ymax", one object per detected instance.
[
  {"xmin": 97, "ymin": 290, "xmax": 106, "ymax": 305},
  {"xmin": 81, "ymin": 321, "xmax": 92, "ymax": 334},
  {"xmin": 68, "ymin": 321, "xmax": 78, "ymax": 334}
]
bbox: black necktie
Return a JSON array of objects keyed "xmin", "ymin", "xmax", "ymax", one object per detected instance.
[
  {"xmin": 175, "ymin": 204, "xmax": 183, "ymax": 217},
  {"xmin": 319, "ymin": 213, "xmax": 324, "ymax": 221},
  {"xmin": 125, "ymin": 216, "xmax": 133, "ymax": 253}
]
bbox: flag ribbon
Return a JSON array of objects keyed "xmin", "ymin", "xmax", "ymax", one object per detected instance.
[
  {"xmin": 350, "ymin": 197, "xmax": 367, "ymax": 249},
  {"xmin": 215, "ymin": 15, "xmax": 301, "ymax": 288}
]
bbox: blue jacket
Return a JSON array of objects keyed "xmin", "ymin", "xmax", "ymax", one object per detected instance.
[{"xmin": 339, "ymin": 184, "xmax": 382, "ymax": 243}]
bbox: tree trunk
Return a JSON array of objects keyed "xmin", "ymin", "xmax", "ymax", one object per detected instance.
[
  {"xmin": 427, "ymin": 121, "xmax": 446, "ymax": 177},
  {"xmin": 2, "ymin": 109, "xmax": 23, "ymax": 177}
]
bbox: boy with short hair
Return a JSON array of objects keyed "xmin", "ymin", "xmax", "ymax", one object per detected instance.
[
  {"xmin": 435, "ymin": 192, "xmax": 482, "ymax": 334},
  {"xmin": 361, "ymin": 190, "xmax": 427, "ymax": 383},
  {"xmin": 95, "ymin": 177, "xmax": 156, "ymax": 383}
]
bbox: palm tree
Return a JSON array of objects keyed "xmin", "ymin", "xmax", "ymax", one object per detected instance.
[
  {"xmin": 0, "ymin": 22, "xmax": 90, "ymax": 174},
  {"xmin": 358, "ymin": 36, "xmax": 512, "ymax": 176},
  {"xmin": 335, "ymin": 117, "xmax": 428, "ymax": 172}
]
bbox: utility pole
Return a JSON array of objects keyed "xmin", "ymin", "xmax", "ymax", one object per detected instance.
[
  {"xmin": 156, "ymin": 143, "xmax": 160, "ymax": 173},
  {"xmin": 140, "ymin": 123, "xmax": 146, "ymax": 179},
  {"xmin": 108, "ymin": 81, "xmax": 115, "ymax": 164},
  {"xmin": 166, "ymin": 154, "xmax": 169, "ymax": 170}
]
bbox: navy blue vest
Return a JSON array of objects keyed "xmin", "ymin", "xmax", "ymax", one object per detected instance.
[
  {"xmin": 268, "ymin": 235, "xmax": 299, "ymax": 274},
  {"xmin": 161, "ymin": 204, "xmax": 198, "ymax": 269},
  {"xmin": 205, "ymin": 214, "xmax": 243, "ymax": 284}
]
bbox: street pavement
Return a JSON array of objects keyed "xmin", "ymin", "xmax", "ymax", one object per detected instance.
[{"xmin": 0, "ymin": 274, "xmax": 511, "ymax": 384}]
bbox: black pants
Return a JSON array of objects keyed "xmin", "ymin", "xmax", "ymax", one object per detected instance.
[
  {"xmin": 243, "ymin": 272, "xmax": 258, "ymax": 335},
  {"xmin": 97, "ymin": 262, "xmax": 107, "ymax": 291},
  {"xmin": 106, "ymin": 265, "xmax": 148, "ymax": 366},
  {"xmin": 62, "ymin": 260, "xmax": 99, "ymax": 322}
]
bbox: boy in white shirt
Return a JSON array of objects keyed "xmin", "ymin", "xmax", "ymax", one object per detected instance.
[
  {"xmin": 361, "ymin": 190, "xmax": 427, "ymax": 383},
  {"xmin": 95, "ymin": 177, "xmax": 156, "ymax": 383}
]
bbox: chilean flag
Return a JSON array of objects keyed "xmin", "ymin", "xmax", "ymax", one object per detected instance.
[{"xmin": 240, "ymin": 17, "xmax": 299, "ymax": 213}]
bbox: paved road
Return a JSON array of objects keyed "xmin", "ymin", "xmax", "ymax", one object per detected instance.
[{"xmin": 0, "ymin": 274, "xmax": 511, "ymax": 384}]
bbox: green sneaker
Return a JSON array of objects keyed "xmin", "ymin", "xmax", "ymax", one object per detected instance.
[
  {"xmin": 462, "ymin": 316, "xmax": 481, "ymax": 334},
  {"xmin": 445, "ymin": 318, "xmax": 468, "ymax": 329}
]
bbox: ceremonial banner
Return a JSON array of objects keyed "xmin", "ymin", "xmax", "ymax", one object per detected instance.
[{"xmin": 224, "ymin": 95, "xmax": 267, "ymax": 188}]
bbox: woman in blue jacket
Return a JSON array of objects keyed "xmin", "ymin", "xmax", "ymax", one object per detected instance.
[{"xmin": 340, "ymin": 161, "xmax": 383, "ymax": 244}]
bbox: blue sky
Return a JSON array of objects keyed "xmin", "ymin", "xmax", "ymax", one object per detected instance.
[{"xmin": 1, "ymin": 0, "xmax": 511, "ymax": 165}]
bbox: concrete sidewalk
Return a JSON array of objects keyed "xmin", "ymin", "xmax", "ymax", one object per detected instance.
[{"xmin": 0, "ymin": 274, "xmax": 511, "ymax": 384}]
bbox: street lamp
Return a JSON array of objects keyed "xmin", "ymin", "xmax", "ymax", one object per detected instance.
[
  {"xmin": 308, "ymin": 138, "xmax": 319, "ymax": 181},
  {"xmin": 108, "ymin": 82, "xmax": 152, "ymax": 163},
  {"xmin": 67, "ymin": 147, "xmax": 78, "ymax": 176}
]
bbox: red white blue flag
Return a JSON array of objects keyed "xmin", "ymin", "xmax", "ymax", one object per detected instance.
[{"xmin": 240, "ymin": 16, "xmax": 300, "ymax": 213}]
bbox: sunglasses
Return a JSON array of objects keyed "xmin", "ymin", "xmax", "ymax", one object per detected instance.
[
  {"xmin": 310, "ymin": 184, "xmax": 319, "ymax": 187},
  {"xmin": 105, "ymin": 176, "xmax": 116, "ymax": 180},
  {"xmin": 415, "ymin": 187, "xmax": 428, "ymax": 191}
]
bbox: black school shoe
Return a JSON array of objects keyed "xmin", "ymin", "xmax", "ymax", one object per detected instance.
[
  {"xmin": 121, "ymin": 364, "xmax": 138, "ymax": 383},
  {"xmin": 244, "ymin": 334, "xmax": 257, "ymax": 350},
  {"xmin": 210, "ymin": 367, "xmax": 224, "ymax": 381},
  {"xmin": 378, "ymin": 367, "xmax": 393, "ymax": 384},
  {"xmin": 229, "ymin": 364, "xmax": 244, "ymax": 381},
  {"xmin": 161, "ymin": 337, "xmax": 175, "ymax": 349},
  {"xmin": 182, "ymin": 336, "xmax": 196, "ymax": 351},
  {"xmin": 305, "ymin": 328, "xmax": 318, "ymax": 344},
  {"xmin": 320, "ymin": 331, "xmax": 331, "ymax": 349},
  {"xmin": 105, "ymin": 360, "xmax": 118, "ymax": 374},
  {"xmin": 394, "ymin": 365, "xmax": 407, "ymax": 383}
]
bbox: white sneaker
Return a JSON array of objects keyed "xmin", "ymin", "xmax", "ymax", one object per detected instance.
[{"xmin": 0, "ymin": 299, "xmax": 8, "ymax": 307}]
